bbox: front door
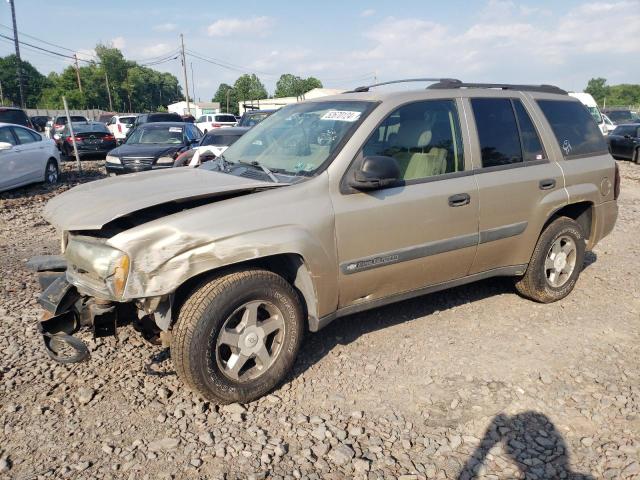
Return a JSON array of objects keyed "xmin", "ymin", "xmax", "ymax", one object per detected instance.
[
  {"xmin": 332, "ymin": 99, "xmax": 479, "ymax": 308},
  {"xmin": 0, "ymin": 126, "xmax": 23, "ymax": 190}
]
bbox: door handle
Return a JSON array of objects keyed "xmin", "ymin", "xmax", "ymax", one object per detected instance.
[
  {"xmin": 448, "ymin": 193, "xmax": 470, "ymax": 207},
  {"xmin": 539, "ymin": 179, "xmax": 556, "ymax": 190}
]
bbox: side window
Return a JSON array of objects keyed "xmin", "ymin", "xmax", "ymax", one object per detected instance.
[
  {"xmin": 27, "ymin": 129, "xmax": 42, "ymax": 142},
  {"xmin": 0, "ymin": 127, "xmax": 16, "ymax": 145},
  {"xmin": 512, "ymin": 100, "xmax": 545, "ymax": 161},
  {"xmin": 361, "ymin": 99, "xmax": 464, "ymax": 181},
  {"xmin": 537, "ymin": 100, "xmax": 608, "ymax": 158},
  {"xmin": 13, "ymin": 127, "xmax": 37, "ymax": 144},
  {"xmin": 471, "ymin": 98, "xmax": 522, "ymax": 167},
  {"xmin": 184, "ymin": 125, "xmax": 197, "ymax": 142}
]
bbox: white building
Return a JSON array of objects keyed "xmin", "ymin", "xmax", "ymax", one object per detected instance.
[
  {"xmin": 167, "ymin": 101, "xmax": 221, "ymax": 118},
  {"xmin": 238, "ymin": 88, "xmax": 345, "ymax": 115}
]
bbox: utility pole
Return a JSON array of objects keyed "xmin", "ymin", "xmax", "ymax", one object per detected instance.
[
  {"xmin": 73, "ymin": 54, "xmax": 83, "ymax": 93},
  {"xmin": 7, "ymin": 0, "xmax": 24, "ymax": 107},
  {"xmin": 104, "ymin": 69, "xmax": 113, "ymax": 111},
  {"xmin": 180, "ymin": 34, "xmax": 191, "ymax": 116},
  {"xmin": 0, "ymin": 81, "xmax": 4, "ymax": 106},
  {"xmin": 226, "ymin": 89, "xmax": 230, "ymax": 113},
  {"xmin": 190, "ymin": 62, "xmax": 196, "ymax": 105}
]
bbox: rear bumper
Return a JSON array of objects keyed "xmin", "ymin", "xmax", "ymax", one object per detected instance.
[{"xmin": 591, "ymin": 200, "xmax": 618, "ymax": 248}]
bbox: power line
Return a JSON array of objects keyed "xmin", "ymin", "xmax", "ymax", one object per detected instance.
[
  {"xmin": 0, "ymin": 33, "xmax": 93, "ymax": 63},
  {"xmin": 185, "ymin": 49, "xmax": 278, "ymax": 78},
  {"xmin": 134, "ymin": 48, "xmax": 181, "ymax": 64},
  {"xmin": 0, "ymin": 23, "xmax": 96, "ymax": 61}
]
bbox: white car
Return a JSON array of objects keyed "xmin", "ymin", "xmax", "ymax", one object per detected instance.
[
  {"xmin": 602, "ymin": 114, "xmax": 616, "ymax": 135},
  {"xmin": 174, "ymin": 127, "xmax": 249, "ymax": 167},
  {"xmin": 0, "ymin": 123, "xmax": 60, "ymax": 192},
  {"xmin": 195, "ymin": 113, "xmax": 237, "ymax": 133},
  {"xmin": 107, "ymin": 115, "xmax": 137, "ymax": 140}
]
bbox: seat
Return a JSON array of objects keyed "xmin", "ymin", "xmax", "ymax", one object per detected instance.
[{"xmin": 391, "ymin": 120, "xmax": 448, "ymax": 180}]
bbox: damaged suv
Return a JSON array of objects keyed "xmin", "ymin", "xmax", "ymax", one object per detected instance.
[{"xmin": 31, "ymin": 79, "xmax": 619, "ymax": 403}]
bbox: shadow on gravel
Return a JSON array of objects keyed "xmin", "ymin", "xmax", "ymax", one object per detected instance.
[
  {"xmin": 457, "ymin": 411, "xmax": 594, "ymax": 480},
  {"xmin": 291, "ymin": 277, "xmax": 515, "ymax": 378}
]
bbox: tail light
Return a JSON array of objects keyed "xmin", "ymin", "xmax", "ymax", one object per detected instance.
[
  {"xmin": 66, "ymin": 136, "xmax": 83, "ymax": 143},
  {"xmin": 212, "ymin": 123, "xmax": 221, "ymax": 128},
  {"xmin": 614, "ymin": 162, "xmax": 620, "ymax": 200},
  {"xmin": 53, "ymin": 124, "xmax": 63, "ymax": 130},
  {"xmin": 117, "ymin": 124, "xmax": 122, "ymax": 133},
  {"xmin": 104, "ymin": 134, "xmax": 115, "ymax": 141}
]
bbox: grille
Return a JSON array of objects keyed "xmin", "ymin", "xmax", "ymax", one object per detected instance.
[{"xmin": 122, "ymin": 157, "xmax": 154, "ymax": 168}]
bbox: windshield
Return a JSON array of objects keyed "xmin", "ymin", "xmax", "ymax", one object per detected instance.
[
  {"xmin": 215, "ymin": 115, "xmax": 237, "ymax": 123},
  {"xmin": 126, "ymin": 125, "xmax": 184, "ymax": 144},
  {"xmin": 607, "ymin": 110, "xmax": 634, "ymax": 123},
  {"xmin": 240, "ymin": 112, "xmax": 271, "ymax": 127},
  {"xmin": 200, "ymin": 133, "xmax": 243, "ymax": 147},
  {"xmin": 587, "ymin": 106, "xmax": 602, "ymax": 124},
  {"xmin": 217, "ymin": 101, "xmax": 373, "ymax": 176}
]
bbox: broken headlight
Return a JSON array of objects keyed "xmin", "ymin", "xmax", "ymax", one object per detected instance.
[{"xmin": 65, "ymin": 236, "xmax": 130, "ymax": 299}]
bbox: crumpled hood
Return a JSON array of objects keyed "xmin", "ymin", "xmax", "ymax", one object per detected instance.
[{"xmin": 44, "ymin": 168, "xmax": 273, "ymax": 231}]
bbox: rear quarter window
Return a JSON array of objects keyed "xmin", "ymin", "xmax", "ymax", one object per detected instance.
[{"xmin": 537, "ymin": 100, "xmax": 608, "ymax": 159}]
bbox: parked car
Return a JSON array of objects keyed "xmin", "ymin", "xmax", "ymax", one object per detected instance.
[
  {"xmin": 58, "ymin": 122, "xmax": 117, "ymax": 159},
  {"xmin": 98, "ymin": 113, "xmax": 116, "ymax": 124},
  {"xmin": 132, "ymin": 112, "xmax": 183, "ymax": 129},
  {"xmin": 602, "ymin": 114, "xmax": 616, "ymax": 135},
  {"xmin": 602, "ymin": 109, "xmax": 638, "ymax": 125},
  {"xmin": 0, "ymin": 107, "xmax": 33, "ymax": 129},
  {"xmin": 0, "ymin": 122, "xmax": 60, "ymax": 192},
  {"xmin": 174, "ymin": 126, "xmax": 249, "ymax": 167},
  {"xmin": 106, "ymin": 115, "xmax": 137, "ymax": 141},
  {"xmin": 607, "ymin": 124, "xmax": 640, "ymax": 163},
  {"xmin": 30, "ymin": 80, "xmax": 619, "ymax": 404},
  {"xmin": 30, "ymin": 115, "xmax": 50, "ymax": 133},
  {"xmin": 238, "ymin": 109, "xmax": 276, "ymax": 128},
  {"xmin": 51, "ymin": 115, "xmax": 89, "ymax": 138},
  {"xmin": 105, "ymin": 121, "xmax": 202, "ymax": 175},
  {"xmin": 195, "ymin": 113, "xmax": 237, "ymax": 133}
]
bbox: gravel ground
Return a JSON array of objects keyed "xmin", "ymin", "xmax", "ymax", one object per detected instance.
[{"xmin": 1, "ymin": 159, "xmax": 639, "ymax": 480}]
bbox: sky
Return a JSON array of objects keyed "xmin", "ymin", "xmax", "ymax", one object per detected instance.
[{"xmin": 0, "ymin": 0, "xmax": 639, "ymax": 102}]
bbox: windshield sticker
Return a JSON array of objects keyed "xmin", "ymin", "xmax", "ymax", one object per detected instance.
[
  {"xmin": 321, "ymin": 110, "xmax": 361, "ymax": 122},
  {"xmin": 169, "ymin": 127, "xmax": 182, "ymax": 133},
  {"xmin": 562, "ymin": 139, "xmax": 572, "ymax": 155}
]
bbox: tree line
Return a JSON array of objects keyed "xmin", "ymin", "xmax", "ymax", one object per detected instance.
[
  {"xmin": 585, "ymin": 78, "xmax": 640, "ymax": 108},
  {"xmin": 213, "ymin": 73, "xmax": 322, "ymax": 115},
  {"xmin": 0, "ymin": 45, "xmax": 184, "ymax": 112}
]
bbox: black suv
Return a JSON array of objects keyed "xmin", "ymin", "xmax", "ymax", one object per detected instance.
[
  {"xmin": 608, "ymin": 124, "xmax": 640, "ymax": 163},
  {"xmin": 0, "ymin": 107, "xmax": 33, "ymax": 129}
]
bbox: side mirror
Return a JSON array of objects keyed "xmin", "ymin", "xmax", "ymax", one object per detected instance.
[
  {"xmin": 0, "ymin": 142, "xmax": 13, "ymax": 151},
  {"xmin": 348, "ymin": 155, "xmax": 401, "ymax": 190}
]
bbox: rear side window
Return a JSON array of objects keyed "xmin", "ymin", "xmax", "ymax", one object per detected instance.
[
  {"xmin": 216, "ymin": 115, "xmax": 237, "ymax": 123},
  {"xmin": 513, "ymin": 100, "xmax": 545, "ymax": 161},
  {"xmin": 471, "ymin": 98, "xmax": 523, "ymax": 167},
  {"xmin": 537, "ymin": 100, "xmax": 608, "ymax": 158},
  {"xmin": 0, "ymin": 109, "xmax": 29, "ymax": 126},
  {"xmin": 13, "ymin": 127, "xmax": 38, "ymax": 144}
]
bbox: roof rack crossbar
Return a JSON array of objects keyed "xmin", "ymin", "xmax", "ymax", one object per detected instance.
[
  {"xmin": 428, "ymin": 80, "xmax": 567, "ymax": 95},
  {"xmin": 345, "ymin": 78, "xmax": 462, "ymax": 93}
]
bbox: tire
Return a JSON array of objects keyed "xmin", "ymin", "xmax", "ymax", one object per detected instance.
[
  {"xmin": 515, "ymin": 216, "xmax": 586, "ymax": 303},
  {"xmin": 44, "ymin": 159, "xmax": 58, "ymax": 185},
  {"xmin": 172, "ymin": 269, "xmax": 304, "ymax": 403}
]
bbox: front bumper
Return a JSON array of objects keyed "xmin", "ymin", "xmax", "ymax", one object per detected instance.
[{"xmin": 27, "ymin": 256, "xmax": 119, "ymax": 363}]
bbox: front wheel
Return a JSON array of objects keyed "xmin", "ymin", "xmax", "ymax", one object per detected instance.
[
  {"xmin": 171, "ymin": 269, "xmax": 304, "ymax": 403},
  {"xmin": 515, "ymin": 217, "xmax": 586, "ymax": 303},
  {"xmin": 44, "ymin": 160, "xmax": 58, "ymax": 185}
]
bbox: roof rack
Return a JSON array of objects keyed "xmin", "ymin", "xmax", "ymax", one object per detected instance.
[
  {"xmin": 345, "ymin": 78, "xmax": 462, "ymax": 93},
  {"xmin": 427, "ymin": 79, "xmax": 567, "ymax": 95}
]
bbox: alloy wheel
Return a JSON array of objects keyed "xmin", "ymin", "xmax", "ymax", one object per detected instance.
[{"xmin": 544, "ymin": 235, "xmax": 577, "ymax": 288}]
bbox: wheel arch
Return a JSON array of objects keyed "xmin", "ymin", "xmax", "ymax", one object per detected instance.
[
  {"xmin": 171, "ymin": 253, "xmax": 319, "ymax": 331},
  {"xmin": 542, "ymin": 201, "xmax": 594, "ymax": 248}
]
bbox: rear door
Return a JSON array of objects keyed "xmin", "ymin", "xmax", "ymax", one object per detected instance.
[
  {"xmin": 465, "ymin": 96, "xmax": 566, "ymax": 274},
  {"xmin": 12, "ymin": 126, "xmax": 45, "ymax": 182},
  {"xmin": 608, "ymin": 126, "xmax": 635, "ymax": 159},
  {"xmin": 333, "ymin": 98, "xmax": 479, "ymax": 308},
  {"xmin": 0, "ymin": 127, "xmax": 23, "ymax": 190}
]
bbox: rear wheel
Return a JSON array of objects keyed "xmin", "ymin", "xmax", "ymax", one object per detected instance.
[
  {"xmin": 515, "ymin": 217, "xmax": 585, "ymax": 303},
  {"xmin": 44, "ymin": 160, "xmax": 58, "ymax": 185},
  {"xmin": 172, "ymin": 269, "xmax": 304, "ymax": 403}
]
